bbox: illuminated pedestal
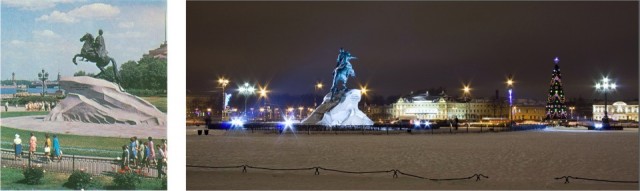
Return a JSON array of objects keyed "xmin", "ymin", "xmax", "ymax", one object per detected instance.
[{"xmin": 301, "ymin": 89, "xmax": 374, "ymax": 126}]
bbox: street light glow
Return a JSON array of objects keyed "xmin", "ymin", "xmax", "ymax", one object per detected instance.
[
  {"xmin": 316, "ymin": 82, "xmax": 323, "ymax": 89},
  {"xmin": 258, "ymin": 87, "xmax": 269, "ymax": 98},
  {"xmin": 360, "ymin": 86, "xmax": 368, "ymax": 95}
]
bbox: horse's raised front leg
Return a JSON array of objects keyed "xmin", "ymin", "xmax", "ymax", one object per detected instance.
[{"xmin": 72, "ymin": 54, "xmax": 82, "ymax": 65}]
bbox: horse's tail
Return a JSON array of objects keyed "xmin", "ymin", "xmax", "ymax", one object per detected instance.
[{"xmin": 110, "ymin": 57, "xmax": 124, "ymax": 91}]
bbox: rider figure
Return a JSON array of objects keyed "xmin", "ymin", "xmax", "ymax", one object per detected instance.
[{"xmin": 93, "ymin": 29, "xmax": 107, "ymax": 59}]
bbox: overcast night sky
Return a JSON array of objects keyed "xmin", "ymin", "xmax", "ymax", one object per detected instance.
[{"xmin": 187, "ymin": 1, "xmax": 638, "ymax": 101}]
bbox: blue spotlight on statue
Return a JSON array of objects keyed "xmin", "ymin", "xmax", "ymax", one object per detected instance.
[
  {"xmin": 594, "ymin": 123, "xmax": 603, "ymax": 129},
  {"xmin": 230, "ymin": 117, "xmax": 245, "ymax": 129}
]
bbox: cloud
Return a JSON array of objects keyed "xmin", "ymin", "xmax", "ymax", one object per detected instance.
[
  {"xmin": 32, "ymin": 30, "xmax": 60, "ymax": 39},
  {"xmin": 118, "ymin": 21, "xmax": 135, "ymax": 29},
  {"xmin": 68, "ymin": 3, "xmax": 120, "ymax": 19},
  {"xmin": 36, "ymin": 3, "xmax": 120, "ymax": 23},
  {"xmin": 36, "ymin": 11, "xmax": 77, "ymax": 23},
  {"xmin": 110, "ymin": 31, "xmax": 145, "ymax": 39},
  {"xmin": 3, "ymin": 0, "xmax": 82, "ymax": 11}
]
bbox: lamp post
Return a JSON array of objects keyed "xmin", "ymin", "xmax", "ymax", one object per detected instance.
[
  {"xmin": 507, "ymin": 77, "xmax": 514, "ymax": 126},
  {"xmin": 595, "ymin": 77, "xmax": 616, "ymax": 127},
  {"xmin": 314, "ymin": 82, "xmax": 323, "ymax": 107},
  {"xmin": 238, "ymin": 82, "xmax": 255, "ymax": 117},
  {"xmin": 218, "ymin": 78, "xmax": 230, "ymax": 121},
  {"xmin": 569, "ymin": 106, "xmax": 575, "ymax": 120},
  {"xmin": 298, "ymin": 106, "xmax": 304, "ymax": 119},
  {"xmin": 463, "ymin": 85, "xmax": 471, "ymax": 133},
  {"xmin": 360, "ymin": 86, "xmax": 368, "ymax": 111},
  {"xmin": 258, "ymin": 87, "xmax": 269, "ymax": 120},
  {"xmin": 38, "ymin": 69, "xmax": 49, "ymax": 96}
]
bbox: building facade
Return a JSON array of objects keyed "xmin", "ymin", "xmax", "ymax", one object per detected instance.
[
  {"xmin": 593, "ymin": 101, "xmax": 639, "ymax": 122},
  {"xmin": 391, "ymin": 91, "xmax": 546, "ymax": 121}
]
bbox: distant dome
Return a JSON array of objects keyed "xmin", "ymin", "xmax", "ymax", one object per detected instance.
[{"xmin": 612, "ymin": 101, "xmax": 627, "ymax": 106}]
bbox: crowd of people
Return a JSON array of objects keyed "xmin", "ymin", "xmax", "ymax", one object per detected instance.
[
  {"xmin": 121, "ymin": 136, "xmax": 167, "ymax": 178},
  {"xmin": 12, "ymin": 133, "xmax": 62, "ymax": 163}
]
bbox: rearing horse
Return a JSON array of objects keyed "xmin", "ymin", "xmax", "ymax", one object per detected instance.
[
  {"xmin": 330, "ymin": 49, "xmax": 356, "ymax": 100},
  {"xmin": 72, "ymin": 33, "xmax": 123, "ymax": 91}
]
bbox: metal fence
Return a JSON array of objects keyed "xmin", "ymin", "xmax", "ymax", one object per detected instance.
[
  {"xmin": 187, "ymin": 164, "xmax": 489, "ymax": 182},
  {"xmin": 0, "ymin": 148, "xmax": 165, "ymax": 177},
  {"xmin": 196, "ymin": 123, "xmax": 547, "ymax": 135}
]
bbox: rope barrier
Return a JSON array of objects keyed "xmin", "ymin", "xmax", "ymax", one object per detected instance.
[
  {"xmin": 187, "ymin": 164, "xmax": 487, "ymax": 182},
  {"xmin": 555, "ymin": 176, "xmax": 638, "ymax": 184}
]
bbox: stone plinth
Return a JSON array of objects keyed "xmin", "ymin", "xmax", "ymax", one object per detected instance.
[
  {"xmin": 302, "ymin": 89, "xmax": 374, "ymax": 126},
  {"xmin": 45, "ymin": 76, "xmax": 166, "ymax": 126}
]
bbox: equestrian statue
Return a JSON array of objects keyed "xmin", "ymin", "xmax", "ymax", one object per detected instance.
[
  {"xmin": 72, "ymin": 29, "xmax": 123, "ymax": 91},
  {"xmin": 330, "ymin": 48, "xmax": 356, "ymax": 100}
]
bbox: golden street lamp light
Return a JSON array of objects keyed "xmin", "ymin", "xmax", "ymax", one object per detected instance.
[
  {"xmin": 314, "ymin": 82, "xmax": 323, "ymax": 107},
  {"xmin": 218, "ymin": 77, "xmax": 230, "ymax": 120},
  {"xmin": 462, "ymin": 84, "xmax": 472, "ymax": 132},
  {"xmin": 506, "ymin": 76, "xmax": 515, "ymax": 126}
]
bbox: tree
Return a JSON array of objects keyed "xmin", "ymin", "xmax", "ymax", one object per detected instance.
[
  {"xmin": 545, "ymin": 57, "xmax": 568, "ymax": 120},
  {"xmin": 73, "ymin": 70, "xmax": 95, "ymax": 77}
]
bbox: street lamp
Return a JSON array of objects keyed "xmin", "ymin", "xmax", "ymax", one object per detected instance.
[
  {"xmin": 314, "ymin": 82, "xmax": 323, "ymax": 107},
  {"xmin": 258, "ymin": 86, "xmax": 269, "ymax": 120},
  {"xmin": 298, "ymin": 106, "xmax": 304, "ymax": 119},
  {"xmin": 569, "ymin": 106, "xmax": 575, "ymax": 120},
  {"xmin": 218, "ymin": 77, "xmax": 230, "ymax": 121},
  {"xmin": 360, "ymin": 85, "xmax": 369, "ymax": 110},
  {"xmin": 506, "ymin": 76, "xmax": 514, "ymax": 126},
  {"xmin": 595, "ymin": 77, "xmax": 616, "ymax": 127},
  {"xmin": 462, "ymin": 84, "xmax": 472, "ymax": 132},
  {"xmin": 38, "ymin": 69, "xmax": 49, "ymax": 96},
  {"xmin": 238, "ymin": 82, "xmax": 255, "ymax": 117}
]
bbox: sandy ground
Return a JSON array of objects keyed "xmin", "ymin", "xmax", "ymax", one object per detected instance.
[
  {"xmin": 1, "ymin": 115, "xmax": 166, "ymax": 138},
  {"xmin": 186, "ymin": 127, "xmax": 639, "ymax": 190}
]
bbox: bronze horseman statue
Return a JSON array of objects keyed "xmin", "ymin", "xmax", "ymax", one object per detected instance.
[
  {"xmin": 72, "ymin": 29, "xmax": 123, "ymax": 91},
  {"xmin": 330, "ymin": 48, "xmax": 356, "ymax": 100}
]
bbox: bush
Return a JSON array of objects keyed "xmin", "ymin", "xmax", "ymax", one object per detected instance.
[
  {"xmin": 23, "ymin": 166, "xmax": 45, "ymax": 185},
  {"xmin": 162, "ymin": 176, "xmax": 167, "ymax": 190},
  {"xmin": 113, "ymin": 171, "xmax": 142, "ymax": 189},
  {"xmin": 66, "ymin": 170, "xmax": 94, "ymax": 189},
  {"xmin": 125, "ymin": 89, "xmax": 166, "ymax": 97}
]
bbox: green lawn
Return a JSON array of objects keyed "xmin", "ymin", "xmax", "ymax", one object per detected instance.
[
  {"xmin": 0, "ymin": 111, "xmax": 48, "ymax": 118},
  {"xmin": 1, "ymin": 126, "xmax": 127, "ymax": 157},
  {"xmin": 0, "ymin": 111, "xmax": 126, "ymax": 157},
  {"xmin": 140, "ymin": 96, "xmax": 167, "ymax": 113},
  {"xmin": 0, "ymin": 167, "xmax": 165, "ymax": 190}
]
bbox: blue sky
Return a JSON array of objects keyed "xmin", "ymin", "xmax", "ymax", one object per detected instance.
[{"xmin": 1, "ymin": 0, "xmax": 166, "ymax": 81}]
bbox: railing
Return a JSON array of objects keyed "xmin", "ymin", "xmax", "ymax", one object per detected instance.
[
  {"xmin": 0, "ymin": 148, "xmax": 165, "ymax": 177},
  {"xmin": 187, "ymin": 164, "xmax": 489, "ymax": 182},
  {"xmin": 195, "ymin": 123, "xmax": 546, "ymax": 135}
]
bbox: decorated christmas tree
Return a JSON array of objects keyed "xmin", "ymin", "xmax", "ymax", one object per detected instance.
[{"xmin": 545, "ymin": 57, "xmax": 568, "ymax": 120}]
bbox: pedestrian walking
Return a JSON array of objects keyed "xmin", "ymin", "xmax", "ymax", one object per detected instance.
[
  {"xmin": 52, "ymin": 135, "xmax": 62, "ymax": 162},
  {"xmin": 121, "ymin": 145, "xmax": 130, "ymax": 170},
  {"xmin": 44, "ymin": 133, "xmax": 52, "ymax": 163},
  {"xmin": 29, "ymin": 133, "xmax": 37, "ymax": 159},
  {"xmin": 13, "ymin": 134, "xmax": 22, "ymax": 160},
  {"xmin": 129, "ymin": 137, "xmax": 138, "ymax": 167},
  {"xmin": 156, "ymin": 144, "xmax": 166, "ymax": 178},
  {"xmin": 148, "ymin": 137, "xmax": 156, "ymax": 165}
]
